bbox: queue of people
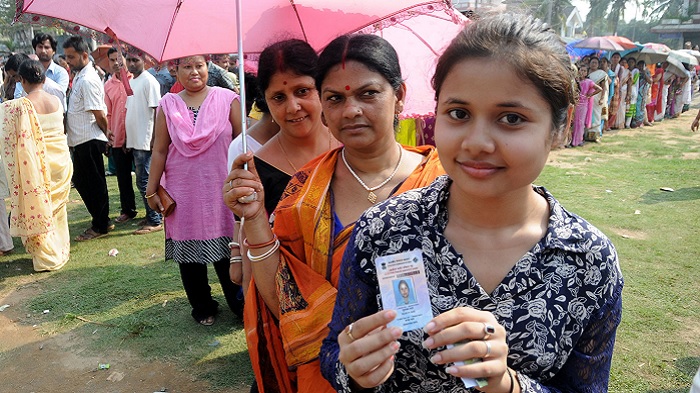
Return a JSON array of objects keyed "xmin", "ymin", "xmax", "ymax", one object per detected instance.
[
  {"xmin": 571, "ymin": 51, "xmax": 697, "ymax": 147},
  {"xmin": 1, "ymin": 13, "xmax": 630, "ymax": 392}
]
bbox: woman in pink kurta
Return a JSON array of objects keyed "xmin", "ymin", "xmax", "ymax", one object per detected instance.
[
  {"xmin": 146, "ymin": 56, "xmax": 243, "ymax": 326},
  {"xmin": 572, "ymin": 65, "xmax": 601, "ymax": 147}
]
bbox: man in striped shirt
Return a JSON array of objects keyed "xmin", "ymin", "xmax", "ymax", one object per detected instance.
[{"xmin": 63, "ymin": 36, "xmax": 114, "ymax": 241}]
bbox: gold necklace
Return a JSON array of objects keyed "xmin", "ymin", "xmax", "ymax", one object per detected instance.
[
  {"xmin": 341, "ymin": 143, "xmax": 403, "ymax": 204},
  {"xmin": 277, "ymin": 135, "xmax": 298, "ymax": 173}
]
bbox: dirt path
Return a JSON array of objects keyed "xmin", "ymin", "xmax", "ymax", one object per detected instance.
[{"xmin": 0, "ymin": 278, "xmax": 248, "ymax": 393}]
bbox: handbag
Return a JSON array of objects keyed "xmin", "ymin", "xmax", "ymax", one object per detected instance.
[{"xmin": 156, "ymin": 185, "xmax": 176, "ymax": 217}]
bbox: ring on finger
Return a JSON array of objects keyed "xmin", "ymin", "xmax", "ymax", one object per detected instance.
[
  {"xmin": 483, "ymin": 341, "xmax": 492, "ymax": 359},
  {"xmin": 483, "ymin": 322, "xmax": 496, "ymax": 340},
  {"xmin": 346, "ymin": 323, "xmax": 356, "ymax": 341},
  {"xmin": 229, "ymin": 179, "xmax": 234, "ymax": 190}
]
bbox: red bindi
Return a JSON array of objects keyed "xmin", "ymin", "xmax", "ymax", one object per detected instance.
[
  {"xmin": 345, "ymin": 85, "xmax": 350, "ymax": 91},
  {"xmin": 283, "ymin": 81, "xmax": 287, "ymax": 85}
]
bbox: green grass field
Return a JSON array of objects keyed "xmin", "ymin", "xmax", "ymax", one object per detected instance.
[{"xmin": 1, "ymin": 111, "xmax": 699, "ymax": 392}]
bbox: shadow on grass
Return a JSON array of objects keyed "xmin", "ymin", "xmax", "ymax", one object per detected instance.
[
  {"xmin": 646, "ymin": 356, "xmax": 700, "ymax": 393},
  {"xmin": 640, "ymin": 187, "xmax": 700, "ymax": 204},
  {"xmin": 0, "ymin": 254, "xmax": 36, "ymax": 283},
  {"xmin": 4, "ymin": 259, "xmax": 251, "ymax": 389}
]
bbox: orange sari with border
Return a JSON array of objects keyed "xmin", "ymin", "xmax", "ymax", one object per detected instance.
[{"xmin": 244, "ymin": 145, "xmax": 443, "ymax": 393}]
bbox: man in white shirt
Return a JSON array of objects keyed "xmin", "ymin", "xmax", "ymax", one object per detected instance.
[
  {"xmin": 63, "ymin": 36, "xmax": 114, "ymax": 241},
  {"xmin": 125, "ymin": 52, "xmax": 163, "ymax": 234}
]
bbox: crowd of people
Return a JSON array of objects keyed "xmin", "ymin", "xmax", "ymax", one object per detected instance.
[
  {"xmin": 571, "ymin": 50, "xmax": 698, "ymax": 146},
  {"xmin": 35, "ymin": 10, "xmax": 700, "ymax": 391}
]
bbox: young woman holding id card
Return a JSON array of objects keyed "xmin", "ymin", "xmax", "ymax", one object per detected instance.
[{"xmin": 320, "ymin": 13, "xmax": 624, "ymax": 393}]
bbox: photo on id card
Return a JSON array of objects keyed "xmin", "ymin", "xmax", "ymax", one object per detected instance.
[{"xmin": 375, "ymin": 248, "xmax": 432, "ymax": 331}]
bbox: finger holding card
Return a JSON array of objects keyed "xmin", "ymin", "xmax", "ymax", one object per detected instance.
[
  {"xmin": 423, "ymin": 307, "xmax": 510, "ymax": 391},
  {"xmin": 338, "ymin": 310, "xmax": 403, "ymax": 389}
]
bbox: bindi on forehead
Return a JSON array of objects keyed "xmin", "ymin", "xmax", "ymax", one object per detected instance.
[
  {"xmin": 283, "ymin": 81, "xmax": 287, "ymax": 85},
  {"xmin": 345, "ymin": 85, "xmax": 351, "ymax": 91}
]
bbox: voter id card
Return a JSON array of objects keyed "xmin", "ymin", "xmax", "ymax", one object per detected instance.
[{"xmin": 375, "ymin": 249, "xmax": 433, "ymax": 331}]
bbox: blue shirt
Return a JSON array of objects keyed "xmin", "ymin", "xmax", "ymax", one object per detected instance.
[{"xmin": 321, "ymin": 175, "xmax": 623, "ymax": 392}]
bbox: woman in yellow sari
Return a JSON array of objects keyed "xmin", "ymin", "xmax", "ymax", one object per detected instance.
[
  {"xmin": 0, "ymin": 59, "xmax": 73, "ymax": 271},
  {"xmin": 224, "ymin": 35, "xmax": 444, "ymax": 393}
]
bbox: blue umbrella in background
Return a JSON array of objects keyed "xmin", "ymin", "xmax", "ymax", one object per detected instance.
[{"xmin": 566, "ymin": 39, "xmax": 598, "ymax": 61}]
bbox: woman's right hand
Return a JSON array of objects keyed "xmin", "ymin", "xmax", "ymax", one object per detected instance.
[
  {"xmin": 223, "ymin": 151, "xmax": 266, "ymax": 221},
  {"xmin": 338, "ymin": 310, "xmax": 402, "ymax": 389}
]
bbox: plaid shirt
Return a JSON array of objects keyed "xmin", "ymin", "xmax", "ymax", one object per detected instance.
[{"xmin": 206, "ymin": 62, "xmax": 235, "ymax": 91}]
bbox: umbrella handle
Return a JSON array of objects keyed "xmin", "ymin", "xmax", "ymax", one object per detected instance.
[{"xmin": 235, "ymin": 0, "xmax": 248, "ymax": 167}]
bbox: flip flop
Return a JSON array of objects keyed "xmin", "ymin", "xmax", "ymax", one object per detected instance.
[
  {"xmin": 198, "ymin": 315, "xmax": 215, "ymax": 326},
  {"xmin": 75, "ymin": 228, "xmax": 108, "ymax": 242}
]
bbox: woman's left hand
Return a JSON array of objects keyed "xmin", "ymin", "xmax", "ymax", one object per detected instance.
[{"xmin": 422, "ymin": 307, "xmax": 515, "ymax": 393}]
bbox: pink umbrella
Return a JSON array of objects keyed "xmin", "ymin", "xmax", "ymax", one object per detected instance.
[
  {"xmin": 15, "ymin": 0, "xmax": 460, "ymax": 148},
  {"xmin": 15, "ymin": 0, "xmax": 452, "ymax": 61},
  {"xmin": 355, "ymin": 7, "xmax": 468, "ymax": 118}
]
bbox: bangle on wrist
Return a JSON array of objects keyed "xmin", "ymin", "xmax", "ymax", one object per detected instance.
[
  {"xmin": 246, "ymin": 239, "xmax": 280, "ymax": 262},
  {"xmin": 244, "ymin": 234, "xmax": 278, "ymax": 249},
  {"xmin": 506, "ymin": 367, "xmax": 515, "ymax": 393},
  {"xmin": 228, "ymin": 241, "xmax": 240, "ymax": 250},
  {"xmin": 145, "ymin": 191, "xmax": 157, "ymax": 199},
  {"xmin": 229, "ymin": 256, "xmax": 243, "ymax": 264}
]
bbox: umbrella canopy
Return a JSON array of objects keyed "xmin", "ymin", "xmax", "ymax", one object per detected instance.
[
  {"xmin": 666, "ymin": 56, "xmax": 689, "ymax": 77},
  {"xmin": 15, "ymin": 0, "xmax": 461, "ymax": 119},
  {"xmin": 15, "ymin": 0, "xmax": 451, "ymax": 61},
  {"xmin": 355, "ymin": 6, "xmax": 468, "ymax": 118},
  {"xmin": 574, "ymin": 36, "xmax": 625, "ymax": 52},
  {"xmin": 668, "ymin": 50, "xmax": 699, "ymax": 66},
  {"xmin": 632, "ymin": 42, "xmax": 671, "ymax": 65},
  {"xmin": 678, "ymin": 49, "xmax": 700, "ymax": 62},
  {"xmin": 603, "ymin": 35, "xmax": 641, "ymax": 50},
  {"xmin": 565, "ymin": 39, "xmax": 599, "ymax": 61}
]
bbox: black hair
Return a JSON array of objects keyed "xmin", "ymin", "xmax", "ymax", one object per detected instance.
[
  {"xmin": 316, "ymin": 34, "xmax": 402, "ymax": 93},
  {"xmin": 257, "ymin": 39, "xmax": 318, "ymax": 95},
  {"xmin": 17, "ymin": 59, "xmax": 46, "ymax": 84},
  {"xmin": 62, "ymin": 36, "xmax": 90, "ymax": 54},
  {"xmin": 107, "ymin": 47, "xmax": 120, "ymax": 56},
  {"xmin": 5, "ymin": 53, "xmax": 30, "ymax": 73},
  {"xmin": 244, "ymin": 72, "xmax": 268, "ymax": 114},
  {"xmin": 432, "ymin": 13, "xmax": 575, "ymax": 134},
  {"xmin": 32, "ymin": 33, "xmax": 57, "ymax": 52},
  {"xmin": 637, "ymin": 60, "xmax": 646, "ymax": 68}
]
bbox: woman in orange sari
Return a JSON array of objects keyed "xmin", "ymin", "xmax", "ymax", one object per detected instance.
[{"xmin": 224, "ymin": 35, "xmax": 443, "ymax": 392}]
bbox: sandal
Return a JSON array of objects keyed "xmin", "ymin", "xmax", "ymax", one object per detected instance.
[
  {"xmin": 115, "ymin": 213, "xmax": 135, "ymax": 223},
  {"xmin": 74, "ymin": 228, "xmax": 108, "ymax": 242},
  {"xmin": 0, "ymin": 248, "xmax": 13, "ymax": 256},
  {"xmin": 198, "ymin": 315, "xmax": 215, "ymax": 326}
]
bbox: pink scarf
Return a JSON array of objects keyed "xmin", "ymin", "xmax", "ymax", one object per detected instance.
[{"xmin": 159, "ymin": 87, "xmax": 238, "ymax": 157}]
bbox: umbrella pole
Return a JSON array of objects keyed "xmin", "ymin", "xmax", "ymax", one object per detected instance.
[{"xmin": 235, "ymin": 0, "xmax": 248, "ymax": 158}]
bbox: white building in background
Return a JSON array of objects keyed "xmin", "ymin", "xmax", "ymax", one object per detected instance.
[{"xmin": 561, "ymin": 6, "xmax": 585, "ymax": 38}]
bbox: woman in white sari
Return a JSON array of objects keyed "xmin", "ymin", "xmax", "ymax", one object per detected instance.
[
  {"xmin": 587, "ymin": 57, "xmax": 609, "ymax": 139},
  {"xmin": 613, "ymin": 59, "xmax": 630, "ymax": 129},
  {"xmin": 0, "ymin": 60, "xmax": 73, "ymax": 271}
]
